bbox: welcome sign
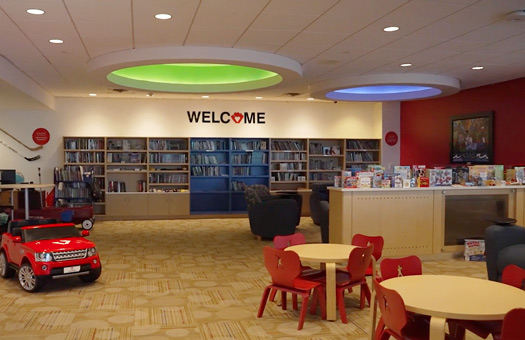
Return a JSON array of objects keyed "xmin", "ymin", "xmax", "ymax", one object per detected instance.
[{"xmin": 187, "ymin": 111, "xmax": 266, "ymax": 124}]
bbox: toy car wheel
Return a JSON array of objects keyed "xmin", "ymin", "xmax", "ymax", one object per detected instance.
[
  {"xmin": 79, "ymin": 265, "xmax": 101, "ymax": 283},
  {"xmin": 82, "ymin": 218, "xmax": 94, "ymax": 230},
  {"xmin": 18, "ymin": 262, "xmax": 44, "ymax": 292},
  {"xmin": 0, "ymin": 251, "xmax": 15, "ymax": 278}
]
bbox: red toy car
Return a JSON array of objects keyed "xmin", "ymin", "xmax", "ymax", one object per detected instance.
[{"xmin": 0, "ymin": 219, "xmax": 101, "ymax": 292}]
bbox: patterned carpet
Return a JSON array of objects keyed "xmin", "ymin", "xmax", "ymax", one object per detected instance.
[{"xmin": 0, "ymin": 217, "xmax": 489, "ymax": 340}]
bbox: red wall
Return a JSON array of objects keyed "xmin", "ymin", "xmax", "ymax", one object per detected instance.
[{"xmin": 400, "ymin": 77, "xmax": 525, "ymax": 168}]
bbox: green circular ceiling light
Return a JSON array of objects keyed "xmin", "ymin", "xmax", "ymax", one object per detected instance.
[
  {"xmin": 107, "ymin": 63, "xmax": 282, "ymax": 93},
  {"xmin": 86, "ymin": 47, "xmax": 302, "ymax": 94}
]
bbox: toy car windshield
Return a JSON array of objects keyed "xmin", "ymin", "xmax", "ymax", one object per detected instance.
[{"xmin": 22, "ymin": 226, "xmax": 82, "ymax": 243}]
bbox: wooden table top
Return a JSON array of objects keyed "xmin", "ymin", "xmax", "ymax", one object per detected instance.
[
  {"xmin": 286, "ymin": 243, "xmax": 358, "ymax": 262},
  {"xmin": 381, "ymin": 275, "xmax": 525, "ymax": 320}
]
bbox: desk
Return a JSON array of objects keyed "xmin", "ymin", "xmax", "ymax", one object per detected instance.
[
  {"xmin": 376, "ymin": 275, "xmax": 525, "ymax": 340},
  {"xmin": 0, "ymin": 184, "xmax": 54, "ymax": 219},
  {"xmin": 286, "ymin": 243, "xmax": 358, "ymax": 321}
]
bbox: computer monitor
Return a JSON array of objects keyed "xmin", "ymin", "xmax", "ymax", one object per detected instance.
[{"xmin": 0, "ymin": 169, "xmax": 16, "ymax": 185}]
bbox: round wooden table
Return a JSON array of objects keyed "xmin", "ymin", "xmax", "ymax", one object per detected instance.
[
  {"xmin": 286, "ymin": 243, "xmax": 359, "ymax": 321},
  {"xmin": 379, "ymin": 275, "xmax": 525, "ymax": 340}
]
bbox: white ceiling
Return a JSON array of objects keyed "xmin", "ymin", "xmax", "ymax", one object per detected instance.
[{"xmin": 1, "ymin": 0, "xmax": 525, "ymax": 104}]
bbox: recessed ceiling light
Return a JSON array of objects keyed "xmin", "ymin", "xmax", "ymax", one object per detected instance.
[
  {"xmin": 472, "ymin": 66, "xmax": 484, "ymax": 70},
  {"xmin": 88, "ymin": 93, "xmax": 97, "ymax": 96},
  {"xmin": 307, "ymin": 97, "xmax": 315, "ymax": 101},
  {"xmin": 383, "ymin": 26, "xmax": 399, "ymax": 32},
  {"xmin": 255, "ymin": 96, "xmax": 263, "ymax": 99},
  {"xmin": 400, "ymin": 63, "xmax": 412, "ymax": 67},
  {"xmin": 49, "ymin": 39, "xmax": 63, "ymax": 44},
  {"xmin": 202, "ymin": 95, "xmax": 209, "ymax": 98},
  {"xmin": 155, "ymin": 13, "xmax": 172, "ymax": 20},
  {"xmin": 26, "ymin": 8, "xmax": 44, "ymax": 15}
]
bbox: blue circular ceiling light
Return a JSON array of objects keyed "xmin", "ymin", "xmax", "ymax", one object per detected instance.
[
  {"xmin": 310, "ymin": 74, "xmax": 460, "ymax": 102},
  {"xmin": 327, "ymin": 85, "xmax": 442, "ymax": 101}
]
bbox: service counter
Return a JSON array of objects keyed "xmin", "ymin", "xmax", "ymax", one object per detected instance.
[{"xmin": 329, "ymin": 186, "xmax": 525, "ymax": 257}]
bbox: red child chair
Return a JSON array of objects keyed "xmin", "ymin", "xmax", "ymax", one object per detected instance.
[{"xmin": 258, "ymin": 246, "xmax": 326, "ymax": 330}]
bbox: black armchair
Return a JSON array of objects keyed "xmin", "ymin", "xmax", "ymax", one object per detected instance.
[
  {"xmin": 309, "ymin": 184, "xmax": 329, "ymax": 243},
  {"xmin": 244, "ymin": 185, "xmax": 299, "ymax": 240},
  {"xmin": 485, "ymin": 219, "xmax": 525, "ymax": 281}
]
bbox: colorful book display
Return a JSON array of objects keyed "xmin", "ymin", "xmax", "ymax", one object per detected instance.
[{"xmin": 429, "ymin": 169, "xmax": 453, "ymax": 187}]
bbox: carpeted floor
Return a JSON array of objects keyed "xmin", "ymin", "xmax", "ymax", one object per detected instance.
[{"xmin": 0, "ymin": 217, "xmax": 488, "ymax": 340}]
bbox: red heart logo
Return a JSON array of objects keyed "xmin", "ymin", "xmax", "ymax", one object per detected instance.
[{"xmin": 232, "ymin": 112, "xmax": 243, "ymax": 124}]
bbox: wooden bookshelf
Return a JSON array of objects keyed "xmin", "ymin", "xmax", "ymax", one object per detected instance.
[
  {"xmin": 308, "ymin": 139, "xmax": 345, "ymax": 185},
  {"xmin": 270, "ymin": 138, "xmax": 308, "ymax": 191},
  {"xmin": 345, "ymin": 139, "xmax": 381, "ymax": 170},
  {"xmin": 62, "ymin": 136, "xmax": 381, "ymax": 218}
]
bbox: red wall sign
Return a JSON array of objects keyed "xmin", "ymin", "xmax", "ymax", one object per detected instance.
[
  {"xmin": 32, "ymin": 128, "xmax": 50, "ymax": 145},
  {"xmin": 385, "ymin": 131, "xmax": 399, "ymax": 146}
]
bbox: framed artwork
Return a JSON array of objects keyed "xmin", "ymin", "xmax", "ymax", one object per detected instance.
[{"xmin": 450, "ymin": 111, "xmax": 493, "ymax": 164}]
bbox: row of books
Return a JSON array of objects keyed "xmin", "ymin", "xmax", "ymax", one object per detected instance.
[
  {"xmin": 231, "ymin": 152, "xmax": 267, "ymax": 165},
  {"xmin": 107, "ymin": 152, "xmax": 146, "ymax": 164},
  {"xmin": 55, "ymin": 184, "xmax": 91, "ymax": 199},
  {"xmin": 64, "ymin": 138, "xmax": 104, "ymax": 150},
  {"xmin": 336, "ymin": 164, "xmax": 523, "ymax": 189},
  {"xmin": 346, "ymin": 152, "xmax": 376, "ymax": 162},
  {"xmin": 149, "ymin": 139, "xmax": 187, "ymax": 151},
  {"xmin": 309, "ymin": 144, "xmax": 342, "ymax": 155},
  {"xmin": 272, "ymin": 162, "xmax": 306, "ymax": 171},
  {"xmin": 271, "ymin": 152, "xmax": 307, "ymax": 161},
  {"xmin": 231, "ymin": 180, "xmax": 247, "ymax": 191},
  {"xmin": 346, "ymin": 140, "xmax": 379, "ymax": 150},
  {"xmin": 149, "ymin": 173, "xmax": 188, "ymax": 183},
  {"xmin": 54, "ymin": 166, "xmax": 84, "ymax": 181},
  {"xmin": 107, "ymin": 139, "xmax": 145, "ymax": 151},
  {"xmin": 65, "ymin": 151, "xmax": 105, "ymax": 164},
  {"xmin": 309, "ymin": 159, "xmax": 341, "ymax": 170},
  {"xmin": 310, "ymin": 173, "xmax": 337, "ymax": 181},
  {"xmin": 191, "ymin": 140, "xmax": 228, "ymax": 151},
  {"xmin": 191, "ymin": 154, "xmax": 224, "ymax": 165},
  {"xmin": 271, "ymin": 141, "xmax": 305, "ymax": 151},
  {"xmin": 231, "ymin": 140, "xmax": 268, "ymax": 151},
  {"xmin": 149, "ymin": 153, "xmax": 187, "ymax": 164},
  {"xmin": 191, "ymin": 166, "xmax": 226, "ymax": 176},
  {"xmin": 273, "ymin": 173, "xmax": 304, "ymax": 182}
]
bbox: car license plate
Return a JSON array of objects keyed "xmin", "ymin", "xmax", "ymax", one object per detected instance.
[{"xmin": 64, "ymin": 266, "xmax": 81, "ymax": 274}]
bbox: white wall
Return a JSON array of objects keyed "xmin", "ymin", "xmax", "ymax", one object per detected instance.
[
  {"xmin": 381, "ymin": 101, "xmax": 401, "ymax": 172},
  {"xmin": 1, "ymin": 97, "xmax": 384, "ymax": 185}
]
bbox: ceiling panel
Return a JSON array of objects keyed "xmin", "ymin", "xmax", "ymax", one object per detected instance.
[
  {"xmin": 65, "ymin": 0, "xmax": 133, "ymax": 57},
  {"xmin": 185, "ymin": 0, "xmax": 267, "ymax": 46},
  {"xmin": 132, "ymin": 0, "xmax": 200, "ymax": 48},
  {"xmin": 1, "ymin": 0, "xmax": 525, "ymax": 101}
]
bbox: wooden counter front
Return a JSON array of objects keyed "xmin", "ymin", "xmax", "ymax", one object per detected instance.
[{"xmin": 329, "ymin": 186, "xmax": 525, "ymax": 257}]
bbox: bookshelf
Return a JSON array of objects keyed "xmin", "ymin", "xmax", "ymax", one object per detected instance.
[
  {"xmin": 190, "ymin": 138, "xmax": 230, "ymax": 213},
  {"xmin": 308, "ymin": 139, "xmax": 345, "ymax": 185},
  {"xmin": 148, "ymin": 138, "xmax": 189, "ymax": 192},
  {"xmin": 54, "ymin": 166, "xmax": 93, "ymax": 205},
  {"xmin": 106, "ymin": 137, "xmax": 148, "ymax": 193},
  {"xmin": 270, "ymin": 139, "xmax": 308, "ymax": 191},
  {"xmin": 345, "ymin": 139, "xmax": 381, "ymax": 170},
  {"xmin": 63, "ymin": 137, "xmax": 106, "ymax": 215},
  {"xmin": 62, "ymin": 136, "xmax": 381, "ymax": 217},
  {"xmin": 230, "ymin": 138, "xmax": 270, "ymax": 211}
]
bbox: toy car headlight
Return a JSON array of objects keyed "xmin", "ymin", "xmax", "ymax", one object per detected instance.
[
  {"xmin": 87, "ymin": 247, "xmax": 97, "ymax": 257},
  {"xmin": 34, "ymin": 252, "xmax": 53, "ymax": 262}
]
